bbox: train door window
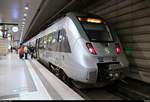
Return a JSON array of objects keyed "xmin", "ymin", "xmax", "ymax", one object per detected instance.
[{"xmin": 60, "ymin": 29, "xmax": 71, "ymax": 53}]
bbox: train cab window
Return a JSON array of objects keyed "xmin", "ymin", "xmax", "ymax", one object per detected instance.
[
  {"xmin": 82, "ymin": 22, "xmax": 113, "ymax": 42},
  {"xmin": 78, "ymin": 17, "xmax": 113, "ymax": 42}
]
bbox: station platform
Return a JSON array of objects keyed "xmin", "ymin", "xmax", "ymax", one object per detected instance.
[{"xmin": 0, "ymin": 52, "xmax": 83, "ymax": 100}]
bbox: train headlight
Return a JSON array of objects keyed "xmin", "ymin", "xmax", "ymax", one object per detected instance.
[
  {"xmin": 109, "ymin": 73, "xmax": 113, "ymax": 77},
  {"xmin": 115, "ymin": 73, "xmax": 119, "ymax": 77}
]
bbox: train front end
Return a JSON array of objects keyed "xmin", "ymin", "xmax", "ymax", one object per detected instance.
[{"xmin": 76, "ymin": 16, "xmax": 129, "ymax": 84}]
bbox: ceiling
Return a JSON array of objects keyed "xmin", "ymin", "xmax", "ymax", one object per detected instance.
[
  {"xmin": 23, "ymin": 0, "xmax": 101, "ymax": 43},
  {"xmin": 0, "ymin": 0, "xmax": 42, "ymax": 41},
  {"xmin": 0, "ymin": 0, "xmax": 101, "ymax": 43}
]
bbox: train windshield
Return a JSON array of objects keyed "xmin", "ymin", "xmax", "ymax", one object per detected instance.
[{"xmin": 78, "ymin": 17, "xmax": 113, "ymax": 42}]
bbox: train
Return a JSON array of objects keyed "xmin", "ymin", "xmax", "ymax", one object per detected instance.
[{"xmin": 24, "ymin": 12, "xmax": 129, "ymax": 87}]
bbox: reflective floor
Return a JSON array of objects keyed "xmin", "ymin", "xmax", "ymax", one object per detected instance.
[
  {"xmin": 0, "ymin": 52, "xmax": 83, "ymax": 100},
  {"xmin": 0, "ymin": 53, "xmax": 51, "ymax": 100}
]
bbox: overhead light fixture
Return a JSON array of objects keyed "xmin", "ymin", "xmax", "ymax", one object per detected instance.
[
  {"xmin": 24, "ymin": 6, "xmax": 29, "ymax": 10},
  {"xmin": 24, "ymin": 13, "xmax": 27, "ymax": 17},
  {"xmin": 12, "ymin": 26, "xmax": 19, "ymax": 32},
  {"xmin": 22, "ymin": 22, "xmax": 25, "ymax": 24}
]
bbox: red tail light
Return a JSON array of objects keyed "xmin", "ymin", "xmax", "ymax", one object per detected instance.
[
  {"xmin": 115, "ymin": 43, "xmax": 121, "ymax": 55},
  {"xmin": 86, "ymin": 43, "xmax": 96, "ymax": 55},
  {"xmin": 116, "ymin": 47, "xmax": 121, "ymax": 54}
]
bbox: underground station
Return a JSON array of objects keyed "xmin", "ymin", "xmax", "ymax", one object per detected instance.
[{"xmin": 0, "ymin": 0, "xmax": 150, "ymax": 100}]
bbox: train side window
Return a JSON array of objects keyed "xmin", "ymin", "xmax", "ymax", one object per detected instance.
[
  {"xmin": 47, "ymin": 33, "xmax": 53, "ymax": 51},
  {"xmin": 58, "ymin": 30, "xmax": 63, "ymax": 42},
  {"xmin": 64, "ymin": 31, "xmax": 71, "ymax": 52},
  {"xmin": 51, "ymin": 32, "xmax": 58, "ymax": 51},
  {"xmin": 59, "ymin": 29, "xmax": 65, "ymax": 52},
  {"xmin": 57, "ymin": 30, "xmax": 62, "ymax": 52},
  {"xmin": 43, "ymin": 35, "xmax": 48, "ymax": 50},
  {"xmin": 42, "ymin": 36, "xmax": 45, "ymax": 49},
  {"xmin": 60, "ymin": 29, "xmax": 71, "ymax": 53}
]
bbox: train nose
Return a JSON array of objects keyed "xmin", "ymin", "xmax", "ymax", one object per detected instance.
[{"xmin": 92, "ymin": 43, "xmax": 117, "ymax": 56}]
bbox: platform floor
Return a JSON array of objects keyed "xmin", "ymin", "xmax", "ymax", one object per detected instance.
[{"xmin": 0, "ymin": 52, "xmax": 83, "ymax": 100}]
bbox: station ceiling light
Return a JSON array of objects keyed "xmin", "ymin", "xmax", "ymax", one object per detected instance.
[
  {"xmin": 24, "ymin": 6, "xmax": 29, "ymax": 10},
  {"xmin": 12, "ymin": 26, "xmax": 19, "ymax": 32},
  {"xmin": 22, "ymin": 22, "xmax": 25, "ymax": 25},
  {"xmin": 24, "ymin": 13, "xmax": 27, "ymax": 17}
]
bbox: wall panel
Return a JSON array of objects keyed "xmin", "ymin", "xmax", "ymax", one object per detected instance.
[{"xmin": 87, "ymin": 0, "xmax": 150, "ymax": 83}]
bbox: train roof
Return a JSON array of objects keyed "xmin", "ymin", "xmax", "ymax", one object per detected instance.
[{"xmin": 65, "ymin": 12, "xmax": 104, "ymax": 19}]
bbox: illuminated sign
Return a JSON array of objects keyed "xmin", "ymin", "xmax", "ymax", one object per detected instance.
[{"xmin": 78, "ymin": 17, "xmax": 103, "ymax": 23}]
